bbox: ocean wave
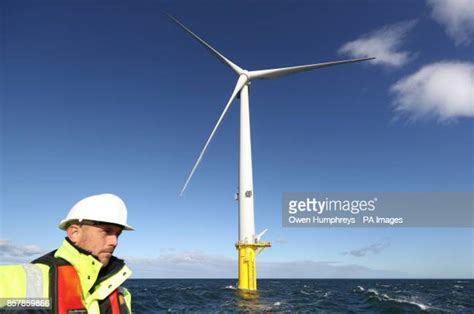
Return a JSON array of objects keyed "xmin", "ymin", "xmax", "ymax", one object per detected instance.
[
  {"xmin": 353, "ymin": 285, "xmax": 365, "ymax": 292},
  {"xmin": 355, "ymin": 286, "xmax": 431, "ymax": 311},
  {"xmin": 367, "ymin": 288, "xmax": 379, "ymax": 295},
  {"xmin": 223, "ymin": 285, "xmax": 236, "ymax": 290}
]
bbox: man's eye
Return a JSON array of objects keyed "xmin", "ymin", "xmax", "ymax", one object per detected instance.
[{"xmin": 105, "ymin": 229, "xmax": 120, "ymax": 236}]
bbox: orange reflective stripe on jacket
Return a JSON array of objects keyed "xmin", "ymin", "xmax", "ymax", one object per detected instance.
[
  {"xmin": 54, "ymin": 264, "xmax": 123, "ymax": 313},
  {"xmin": 57, "ymin": 265, "xmax": 86, "ymax": 314},
  {"xmin": 108, "ymin": 290, "xmax": 121, "ymax": 314}
]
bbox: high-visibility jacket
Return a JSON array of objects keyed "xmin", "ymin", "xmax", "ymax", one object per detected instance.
[{"xmin": 0, "ymin": 239, "xmax": 132, "ymax": 313}]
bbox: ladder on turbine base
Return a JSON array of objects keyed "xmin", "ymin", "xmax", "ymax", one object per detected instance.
[{"xmin": 235, "ymin": 241, "xmax": 272, "ymax": 291}]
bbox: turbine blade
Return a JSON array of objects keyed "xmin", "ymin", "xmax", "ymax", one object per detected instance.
[
  {"xmin": 248, "ymin": 57, "xmax": 375, "ymax": 80},
  {"xmin": 166, "ymin": 13, "xmax": 244, "ymax": 75},
  {"xmin": 256, "ymin": 228, "xmax": 268, "ymax": 242},
  {"xmin": 180, "ymin": 75, "xmax": 249, "ymax": 196}
]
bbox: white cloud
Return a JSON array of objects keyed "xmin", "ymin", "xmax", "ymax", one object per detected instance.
[
  {"xmin": 125, "ymin": 251, "xmax": 405, "ymax": 278},
  {"xmin": 390, "ymin": 61, "xmax": 474, "ymax": 121},
  {"xmin": 0, "ymin": 239, "xmax": 45, "ymax": 263},
  {"xmin": 427, "ymin": 0, "xmax": 474, "ymax": 46},
  {"xmin": 341, "ymin": 240, "xmax": 390, "ymax": 257},
  {"xmin": 338, "ymin": 20, "xmax": 417, "ymax": 68}
]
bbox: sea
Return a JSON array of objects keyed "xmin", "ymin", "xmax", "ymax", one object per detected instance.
[{"xmin": 125, "ymin": 279, "xmax": 473, "ymax": 313}]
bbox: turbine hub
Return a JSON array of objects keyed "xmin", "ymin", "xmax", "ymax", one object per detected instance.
[{"xmin": 240, "ymin": 72, "xmax": 251, "ymax": 84}]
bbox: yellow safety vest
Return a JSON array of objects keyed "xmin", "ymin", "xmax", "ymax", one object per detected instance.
[{"xmin": 0, "ymin": 239, "xmax": 132, "ymax": 313}]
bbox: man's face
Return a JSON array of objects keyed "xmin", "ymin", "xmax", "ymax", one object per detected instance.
[{"xmin": 69, "ymin": 223, "xmax": 123, "ymax": 266}]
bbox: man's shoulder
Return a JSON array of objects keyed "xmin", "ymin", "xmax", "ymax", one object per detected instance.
[{"xmin": 32, "ymin": 249, "xmax": 69, "ymax": 266}]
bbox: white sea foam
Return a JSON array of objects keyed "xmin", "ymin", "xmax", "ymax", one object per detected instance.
[
  {"xmin": 367, "ymin": 288, "xmax": 379, "ymax": 295},
  {"xmin": 361, "ymin": 287, "xmax": 430, "ymax": 311},
  {"xmin": 394, "ymin": 299, "xmax": 429, "ymax": 311},
  {"xmin": 379, "ymin": 292, "xmax": 429, "ymax": 310},
  {"xmin": 353, "ymin": 285, "xmax": 365, "ymax": 292},
  {"xmin": 386, "ymin": 296, "xmax": 429, "ymax": 310}
]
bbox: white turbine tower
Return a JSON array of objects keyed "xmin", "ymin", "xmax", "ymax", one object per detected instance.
[{"xmin": 169, "ymin": 14, "xmax": 374, "ymax": 291}]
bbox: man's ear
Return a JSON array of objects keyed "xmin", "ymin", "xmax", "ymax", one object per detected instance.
[{"xmin": 67, "ymin": 224, "xmax": 82, "ymax": 244}]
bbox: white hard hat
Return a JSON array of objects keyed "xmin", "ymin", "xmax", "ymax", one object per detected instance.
[{"xmin": 59, "ymin": 193, "xmax": 134, "ymax": 231}]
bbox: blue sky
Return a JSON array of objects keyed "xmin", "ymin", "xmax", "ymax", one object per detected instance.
[{"xmin": 1, "ymin": 0, "xmax": 473, "ymax": 278}]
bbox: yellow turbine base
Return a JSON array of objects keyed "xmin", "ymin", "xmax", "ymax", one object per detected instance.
[{"xmin": 235, "ymin": 241, "xmax": 271, "ymax": 291}]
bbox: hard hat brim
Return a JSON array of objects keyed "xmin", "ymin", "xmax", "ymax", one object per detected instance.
[{"xmin": 59, "ymin": 219, "xmax": 134, "ymax": 231}]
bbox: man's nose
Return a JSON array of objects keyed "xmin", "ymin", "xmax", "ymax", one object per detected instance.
[{"xmin": 108, "ymin": 235, "xmax": 118, "ymax": 247}]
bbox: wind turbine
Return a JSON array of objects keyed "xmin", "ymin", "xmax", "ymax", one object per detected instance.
[{"xmin": 168, "ymin": 14, "xmax": 374, "ymax": 291}]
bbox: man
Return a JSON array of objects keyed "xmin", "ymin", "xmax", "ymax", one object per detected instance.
[{"xmin": 0, "ymin": 193, "xmax": 134, "ymax": 313}]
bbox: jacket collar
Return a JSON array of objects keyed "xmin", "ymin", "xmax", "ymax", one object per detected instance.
[
  {"xmin": 55, "ymin": 239, "xmax": 131, "ymax": 296},
  {"xmin": 65, "ymin": 237, "xmax": 96, "ymax": 257}
]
